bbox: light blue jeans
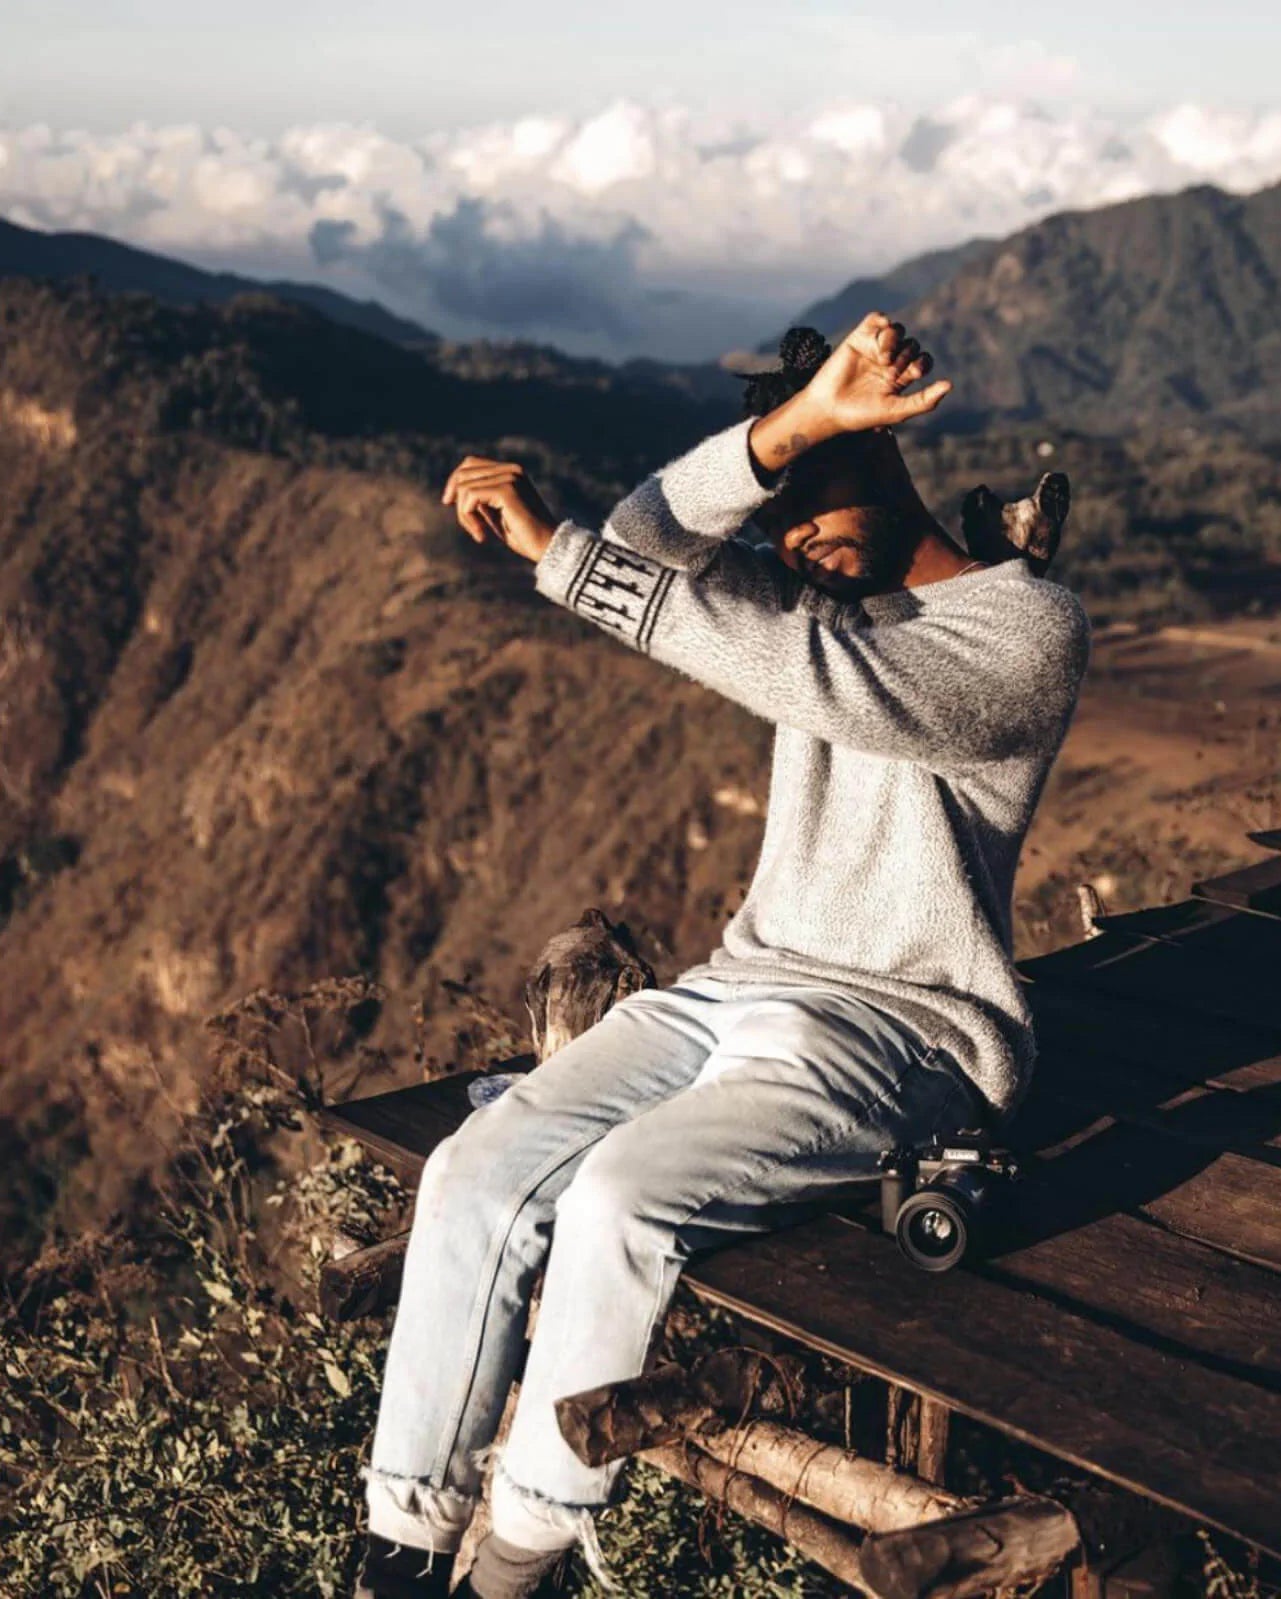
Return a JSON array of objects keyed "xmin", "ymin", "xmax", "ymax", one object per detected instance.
[{"xmin": 365, "ymin": 972, "xmax": 979, "ymax": 1584}]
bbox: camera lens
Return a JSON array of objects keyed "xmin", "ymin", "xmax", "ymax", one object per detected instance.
[{"xmin": 894, "ymin": 1188, "xmax": 970, "ymax": 1272}]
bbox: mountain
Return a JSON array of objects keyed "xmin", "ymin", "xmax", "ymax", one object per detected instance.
[
  {"xmin": 779, "ymin": 180, "xmax": 1281, "ymax": 435},
  {"xmin": 1, "ymin": 271, "xmax": 1280, "ymax": 1242},
  {"xmin": 761, "ymin": 238, "xmax": 993, "ymax": 352},
  {"xmin": 0, "ymin": 214, "xmax": 439, "ymax": 347},
  {"xmin": 906, "ymin": 182, "xmax": 1281, "ymax": 433},
  {"xmin": 0, "ymin": 214, "xmax": 747, "ymax": 413},
  {"xmin": 0, "ymin": 275, "xmax": 761, "ymax": 1231}
]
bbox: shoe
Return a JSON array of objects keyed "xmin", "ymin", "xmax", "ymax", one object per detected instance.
[{"xmin": 356, "ymin": 1532, "xmax": 455, "ymax": 1598}]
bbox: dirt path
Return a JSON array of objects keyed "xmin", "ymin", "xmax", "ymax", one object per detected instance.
[{"xmin": 1016, "ymin": 623, "xmax": 1281, "ymax": 951}]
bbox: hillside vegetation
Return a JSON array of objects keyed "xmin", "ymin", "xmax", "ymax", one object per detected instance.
[{"xmin": 1, "ymin": 271, "xmax": 1280, "ymax": 1252}]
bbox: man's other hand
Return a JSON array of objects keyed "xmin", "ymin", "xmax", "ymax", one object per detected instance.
[
  {"xmin": 805, "ymin": 312, "xmax": 952, "ymax": 436},
  {"xmin": 442, "ymin": 457, "xmax": 558, "ymax": 563}
]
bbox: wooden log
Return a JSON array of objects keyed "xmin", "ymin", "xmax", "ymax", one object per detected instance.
[
  {"xmin": 857, "ymin": 1496, "xmax": 1083, "ymax": 1599},
  {"xmin": 524, "ymin": 907, "xmax": 655, "ymax": 1062},
  {"xmin": 556, "ymin": 1349, "xmax": 805, "ymax": 1465},
  {"xmin": 696, "ymin": 1418, "xmax": 963, "ymax": 1534},
  {"xmin": 645, "ymin": 1441, "xmax": 865, "ymax": 1590},
  {"xmin": 961, "ymin": 472, "xmax": 1070, "ymax": 577},
  {"xmin": 916, "ymin": 1398, "xmax": 950, "ymax": 1487},
  {"xmin": 319, "ymin": 1231, "xmax": 410, "ymax": 1321},
  {"xmin": 886, "ymin": 1385, "xmax": 919, "ymax": 1470}
]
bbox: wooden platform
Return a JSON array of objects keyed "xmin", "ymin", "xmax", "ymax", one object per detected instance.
[{"xmin": 320, "ymin": 853, "xmax": 1281, "ymax": 1560}]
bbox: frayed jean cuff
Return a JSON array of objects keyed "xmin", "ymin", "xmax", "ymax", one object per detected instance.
[
  {"xmin": 363, "ymin": 1465, "xmax": 478, "ymax": 1565},
  {"xmin": 490, "ymin": 1458, "xmax": 619, "ymax": 1592}
]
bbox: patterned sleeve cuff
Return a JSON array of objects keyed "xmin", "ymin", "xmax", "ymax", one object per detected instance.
[{"xmin": 535, "ymin": 521, "xmax": 675, "ymax": 652}]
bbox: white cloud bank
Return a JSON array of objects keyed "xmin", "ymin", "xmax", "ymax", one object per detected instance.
[{"xmin": 3, "ymin": 98, "xmax": 1281, "ymax": 360}]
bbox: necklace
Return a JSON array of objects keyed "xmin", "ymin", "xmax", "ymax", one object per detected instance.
[{"xmin": 956, "ymin": 558, "xmax": 986, "ymax": 578}]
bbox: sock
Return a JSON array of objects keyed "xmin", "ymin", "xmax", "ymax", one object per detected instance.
[{"xmin": 467, "ymin": 1531, "xmax": 567, "ymax": 1599}]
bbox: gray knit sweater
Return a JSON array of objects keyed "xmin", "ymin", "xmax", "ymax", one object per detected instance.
[{"xmin": 533, "ymin": 418, "xmax": 1090, "ymax": 1115}]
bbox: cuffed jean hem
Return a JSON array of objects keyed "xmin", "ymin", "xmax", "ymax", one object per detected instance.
[
  {"xmin": 363, "ymin": 1464, "xmax": 479, "ymax": 1564},
  {"xmin": 491, "ymin": 1458, "xmax": 620, "ymax": 1592}
]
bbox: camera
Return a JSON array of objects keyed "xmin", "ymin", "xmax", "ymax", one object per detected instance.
[{"xmin": 877, "ymin": 1134, "xmax": 1017, "ymax": 1273}]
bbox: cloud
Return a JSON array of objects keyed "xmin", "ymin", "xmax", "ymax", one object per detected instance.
[
  {"xmin": 3, "ymin": 96, "xmax": 1281, "ymax": 360},
  {"xmin": 312, "ymin": 196, "xmax": 651, "ymax": 338}
]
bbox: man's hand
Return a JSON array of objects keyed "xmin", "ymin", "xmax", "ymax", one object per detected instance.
[
  {"xmin": 442, "ymin": 457, "xmax": 558, "ymax": 563},
  {"xmin": 748, "ymin": 313, "xmax": 951, "ymax": 474},
  {"xmin": 807, "ymin": 312, "xmax": 951, "ymax": 434}
]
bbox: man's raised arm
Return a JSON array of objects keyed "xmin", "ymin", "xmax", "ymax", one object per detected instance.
[
  {"xmin": 529, "ymin": 512, "xmax": 1089, "ymax": 771},
  {"xmin": 441, "ymin": 312, "xmax": 951, "ymax": 574},
  {"xmin": 593, "ymin": 416, "xmax": 788, "ymax": 573}
]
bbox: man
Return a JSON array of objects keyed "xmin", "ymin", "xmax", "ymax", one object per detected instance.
[{"xmin": 357, "ymin": 315, "xmax": 1090, "ymax": 1599}]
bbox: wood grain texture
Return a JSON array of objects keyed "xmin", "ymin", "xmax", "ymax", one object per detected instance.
[
  {"xmin": 1193, "ymin": 855, "xmax": 1281, "ymax": 918},
  {"xmin": 684, "ymin": 1215, "xmax": 1281, "ymax": 1557},
  {"xmin": 858, "ymin": 1497, "xmax": 1081, "ymax": 1599}
]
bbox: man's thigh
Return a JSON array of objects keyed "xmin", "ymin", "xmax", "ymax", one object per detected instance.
[
  {"xmin": 555, "ymin": 984, "xmax": 978, "ymax": 1252},
  {"xmin": 436, "ymin": 978, "xmax": 727, "ymax": 1210}
]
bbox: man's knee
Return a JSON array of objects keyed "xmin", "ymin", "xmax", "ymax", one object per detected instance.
[
  {"xmin": 553, "ymin": 1128, "xmax": 658, "ymax": 1245},
  {"xmin": 409, "ymin": 1089, "xmax": 571, "ymax": 1244}
]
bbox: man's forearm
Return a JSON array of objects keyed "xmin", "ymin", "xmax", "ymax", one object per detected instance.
[
  {"xmin": 746, "ymin": 389, "xmax": 840, "ymax": 477},
  {"xmin": 593, "ymin": 418, "xmax": 794, "ymax": 574}
]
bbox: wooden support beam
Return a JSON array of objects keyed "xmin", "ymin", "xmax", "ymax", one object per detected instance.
[
  {"xmin": 886, "ymin": 1386, "xmax": 951, "ymax": 1487},
  {"xmin": 886, "ymin": 1384, "xmax": 919, "ymax": 1471},
  {"xmin": 555, "ymin": 1350, "xmax": 804, "ymax": 1465},
  {"xmin": 916, "ymin": 1398, "xmax": 950, "ymax": 1487},
  {"xmin": 1069, "ymin": 1557, "xmax": 1106, "ymax": 1599},
  {"xmin": 648, "ymin": 1445, "xmax": 1083, "ymax": 1599},
  {"xmin": 644, "ymin": 1441, "xmax": 865, "ymax": 1591},
  {"xmin": 318, "ymin": 1231, "xmax": 409, "ymax": 1321},
  {"xmin": 857, "ymin": 1495, "xmax": 1083, "ymax": 1599},
  {"xmin": 695, "ymin": 1419, "xmax": 963, "ymax": 1534}
]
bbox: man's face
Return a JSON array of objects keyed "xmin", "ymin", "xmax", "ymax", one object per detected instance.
[{"xmin": 754, "ymin": 435, "xmax": 915, "ymax": 602}]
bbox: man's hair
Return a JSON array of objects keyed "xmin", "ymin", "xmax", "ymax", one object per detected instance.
[{"xmin": 740, "ymin": 327, "xmax": 832, "ymax": 418}]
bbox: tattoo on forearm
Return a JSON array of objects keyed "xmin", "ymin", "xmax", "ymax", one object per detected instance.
[{"xmin": 771, "ymin": 431, "xmax": 810, "ymax": 463}]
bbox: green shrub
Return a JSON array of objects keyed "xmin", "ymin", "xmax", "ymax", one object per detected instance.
[
  {"xmin": 0, "ymin": 1082, "xmax": 398, "ymax": 1597},
  {"xmin": 0, "ymin": 1079, "xmax": 833, "ymax": 1598}
]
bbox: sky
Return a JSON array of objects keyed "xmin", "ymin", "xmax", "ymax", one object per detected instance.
[{"xmin": 3, "ymin": 2, "xmax": 1281, "ymax": 359}]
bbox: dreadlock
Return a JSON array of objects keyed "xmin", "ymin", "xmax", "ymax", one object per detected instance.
[{"xmin": 740, "ymin": 326, "xmax": 832, "ymax": 419}]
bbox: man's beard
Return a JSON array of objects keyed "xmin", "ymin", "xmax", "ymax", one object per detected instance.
[{"xmin": 796, "ymin": 515, "xmax": 911, "ymax": 602}]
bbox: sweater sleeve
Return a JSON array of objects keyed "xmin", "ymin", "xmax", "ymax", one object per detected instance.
[
  {"xmin": 598, "ymin": 417, "xmax": 792, "ymax": 573},
  {"xmin": 534, "ymin": 527, "xmax": 1090, "ymax": 771}
]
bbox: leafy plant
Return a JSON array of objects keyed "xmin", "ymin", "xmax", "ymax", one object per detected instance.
[
  {"xmin": 0, "ymin": 1073, "xmax": 835, "ymax": 1598},
  {"xmin": 0, "ymin": 1078, "xmax": 398, "ymax": 1597}
]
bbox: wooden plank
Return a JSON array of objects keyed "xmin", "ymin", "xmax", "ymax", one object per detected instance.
[
  {"xmin": 1090, "ymin": 897, "xmax": 1242, "ymax": 942},
  {"xmin": 1019, "ymin": 926, "xmax": 1281, "ymax": 1034},
  {"xmin": 1004, "ymin": 1103, "xmax": 1281, "ymax": 1275},
  {"xmin": 1193, "ymin": 856, "xmax": 1281, "ymax": 918},
  {"xmin": 1026, "ymin": 980, "xmax": 1281, "ymax": 1095},
  {"xmin": 318, "ymin": 1071, "xmax": 488, "ymax": 1178},
  {"xmin": 684, "ymin": 1214, "xmax": 1281, "ymax": 1558},
  {"xmin": 1138, "ymin": 899, "xmax": 1281, "ymax": 972},
  {"xmin": 986, "ymin": 1211, "xmax": 1281, "ymax": 1386},
  {"xmin": 1028, "ymin": 1044, "xmax": 1281, "ymax": 1160}
]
